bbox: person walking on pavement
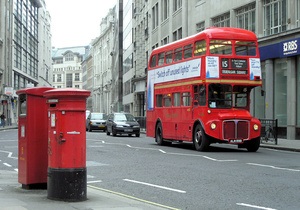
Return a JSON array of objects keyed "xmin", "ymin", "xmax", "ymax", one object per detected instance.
[{"xmin": 0, "ymin": 113, "xmax": 5, "ymax": 127}]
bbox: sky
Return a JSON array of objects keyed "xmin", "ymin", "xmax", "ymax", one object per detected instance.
[{"xmin": 46, "ymin": 0, "xmax": 117, "ymax": 48}]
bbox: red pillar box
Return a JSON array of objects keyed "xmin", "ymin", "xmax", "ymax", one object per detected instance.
[
  {"xmin": 44, "ymin": 88, "xmax": 90, "ymax": 201},
  {"xmin": 16, "ymin": 87, "xmax": 54, "ymax": 189}
]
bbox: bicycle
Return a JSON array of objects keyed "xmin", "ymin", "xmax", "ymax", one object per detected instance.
[{"xmin": 263, "ymin": 125, "xmax": 274, "ymax": 142}]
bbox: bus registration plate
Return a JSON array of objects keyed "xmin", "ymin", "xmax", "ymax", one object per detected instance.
[{"xmin": 230, "ymin": 139, "xmax": 243, "ymax": 143}]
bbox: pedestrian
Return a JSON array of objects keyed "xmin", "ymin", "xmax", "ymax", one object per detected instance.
[{"xmin": 0, "ymin": 113, "xmax": 5, "ymax": 127}]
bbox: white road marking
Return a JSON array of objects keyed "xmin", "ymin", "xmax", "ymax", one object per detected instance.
[
  {"xmin": 87, "ymin": 180, "xmax": 102, "ymax": 184},
  {"xmin": 3, "ymin": 163, "xmax": 12, "ymax": 167},
  {"xmin": 14, "ymin": 168, "xmax": 18, "ymax": 172},
  {"xmin": 247, "ymin": 163, "xmax": 300, "ymax": 172},
  {"xmin": 236, "ymin": 203, "xmax": 277, "ymax": 210},
  {"xmin": 0, "ymin": 150, "xmax": 17, "ymax": 159},
  {"xmin": 123, "ymin": 179, "xmax": 186, "ymax": 193},
  {"xmin": 159, "ymin": 149, "xmax": 166, "ymax": 153},
  {"xmin": 202, "ymin": 155, "xmax": 237, "ymax": 162}
]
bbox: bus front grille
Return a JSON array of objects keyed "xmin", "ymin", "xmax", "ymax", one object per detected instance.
[{"xmin": 223, "ymin": 120, "xmax": 249, "ymax": 140}]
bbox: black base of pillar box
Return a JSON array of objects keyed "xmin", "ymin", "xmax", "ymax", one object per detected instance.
[
  {"xmin": 22, "ymin": 183, "xmax": 47, "ymax": 190},
  {"xmin": 47, "ymin": 168, "xmax": 87, "ymax": 202}
]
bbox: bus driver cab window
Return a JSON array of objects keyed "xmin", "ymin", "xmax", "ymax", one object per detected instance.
[{"xmin": 193, "ymin": 85, "xmax": 206, "ymax": 106}]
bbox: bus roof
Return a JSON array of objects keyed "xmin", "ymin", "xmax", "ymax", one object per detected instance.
[{"xmin": 151, "ymin": 27, "xmax": 257, "ymax": 54}]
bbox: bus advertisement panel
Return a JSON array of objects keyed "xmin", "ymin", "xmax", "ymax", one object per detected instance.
[{"xmin": 146, "ymin": 27, "xmax": 262, "ymax": 152}]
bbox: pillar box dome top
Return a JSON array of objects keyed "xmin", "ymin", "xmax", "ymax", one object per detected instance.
[
  {"xmin": 16, "ymin": 87, "xmax": 54, "ymax": 97},
  {"xmin": 43, "ymin": 88, "xmax": 90, "ymax": 99}
]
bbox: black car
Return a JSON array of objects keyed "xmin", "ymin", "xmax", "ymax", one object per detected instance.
[
  {"xmin": 106, "ymin": 113, "xmax": 140, "ymax": 137},
  {"xmin": 86, "ymin": 112, "xmax": 108, "ymax": 132}
]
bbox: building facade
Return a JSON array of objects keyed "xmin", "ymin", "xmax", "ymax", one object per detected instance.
[
  {"xmin": 137, "ymin": 0, "xmax": 299, "ymax": 139},
  {"xmin": 51, "ymin": 46, "xmax": 88, "ymax": 89},
  {"xmin": 90, "ymin": 8, "xmax": 116, "ymax": 113},
  {"xmin": 0, "ymin": 0, "xmax": 52, "ymax": 125}
]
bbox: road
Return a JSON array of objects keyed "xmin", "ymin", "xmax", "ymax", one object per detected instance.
[{"xmin": 1, "ymin": 129, "xmax": 300, "ymax": 210}]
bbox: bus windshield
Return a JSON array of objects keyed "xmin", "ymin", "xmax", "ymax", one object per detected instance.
[{"xmin": 208, "ymin": 84, "xmax": 250, "ymax": 109}]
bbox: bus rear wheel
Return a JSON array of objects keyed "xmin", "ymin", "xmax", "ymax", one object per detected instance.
[
  {"xmin": 155, "ymin": 123, "xmax": 165, "ymax": 145},
  {"xmin": 193, "ymin": 124, "xmax": 209, "ymax": 151}
]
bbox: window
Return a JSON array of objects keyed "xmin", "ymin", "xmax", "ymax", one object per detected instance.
[
  {"xmin": 66, "ymin": 73, "xmax": 72, "ymax": 87},
  {"xmin": 65, "ymin": 53, "xmax": 74, "ymax": 61},
  {"xmin": 162, "ymin": 0, "xmax": 169, "ymax": 21},
  {"xmin": 297, "ymin": 0, "xmax": 300, "ymax": 27},
  {"xmin": 173, "ymin": 0, "xmax": 182, "ymax": 12},
  {"xmin": 193, "ymin": 85, "xmax": 206, "ymax": 106},
  {"xmin": 173, "ymin": 27, "xmax": 182, "ymax": 41},
  {"xmin": 235, "ymin": 41, "xmax": 256, "ymax": 56},
  {"xmin": 152, "ymin": 3, "xmax": 159, "ymax": 29},
  {"xmin": 75, "ymin": 73, "xmax": 80, "ymax": 81},
  {"xmin": 236, "ymin": 3, "xmax": 256, "ymax": 32},
  {"xmin": 174, "ymin": 47, "xmax": 182, "ymax": 61},
  {"xmin": 161, "ymin": 36, "xmax": 169, "ymax": 45},
  {"xmin": 182, "ymin": 92, "xmax": 191, "ymax": 106},
  {"xmin": 165, "ymin": 51, "xmax": 173, "ymax": 64},
  {"xmin": 158, "ymin": 52, "xmax": 165, "ymax": 66},
  {"xmin": 210, "ymin": 40, "xmax": 232, "ymax": 55},
  {"xmin": 183, "ymin": 44, "xmax": 193, "ymax": 59},
  {"xmin": 156, "ymin": 94, "xmax": 163, "ymax": 107},
  {"xmin": 57, "ymin": 74, "xmax": 62, "ymax": 82},
  {"xmin": 212, "ymin": 12, "xmax": 230, "ymax": 27},
  {"xmin": 150, "ymin": 55, "xmax": 157, "ymax": 67},
  {"xmin": 196, "ymin": 21, "xmax": 205, "ymax": 32},
  {"xmin": 173, "ymin": 92, "xmax": 181, "ymax": 106},
  {"xmin": 194, "ymin": 40, "xmax": 207, "ymax": 56},
  {"xmin": 164, "ymin": 94, "xmax": 172, "ymax": 107},
  {"xmin": 263, "ymin": 0, "xmax": 287, "ymax": 36}
]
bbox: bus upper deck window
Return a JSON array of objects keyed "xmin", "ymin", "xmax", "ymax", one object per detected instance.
[
  {"xmin": 235, "ymin": 41, "xmax": 256, "ymax": 56},
  {"xmin": 210, "ymin": 40, "xmax": 232, "ymax": 55},
  {"xmin": 194, "ymin": 40, "xmax": 206, "ymax": 56},
  {"xmin": 173, "ymin": 47, "xmax": 182, "ymax": 62},
  {"xmin": 183, "ymin": 44, "xmax": 193, "ymax": 59},
  {"xmin": 158, "ymin": 52, "xmax": 165, "ymax": 66},
  {"xmin": 150, "ymin": 55, "xmax": 157, "ymax": 68},
  {"xmin": 165, "ymin": 51, "xmax": 173, "ymax": 64}
]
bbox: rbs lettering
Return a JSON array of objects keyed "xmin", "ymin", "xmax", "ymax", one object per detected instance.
[{"xmin": 283, "ymin": 40, "xmax": 297, "ymax": 52}]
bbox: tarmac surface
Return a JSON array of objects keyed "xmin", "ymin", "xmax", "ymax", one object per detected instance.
[{"xmin": 0, "ymin": 125, "xmax": 299, "ymax": 210}]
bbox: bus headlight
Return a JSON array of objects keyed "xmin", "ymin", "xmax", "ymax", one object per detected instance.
[
  {"xmin": 253, "ymin": 124, "xmax": 259, "ymax": 131},
  {"xmin": 211, "ymin": 123, "xmax": 216, "ymax": 130}
]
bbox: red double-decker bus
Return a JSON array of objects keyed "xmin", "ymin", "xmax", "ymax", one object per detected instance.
[{"xmin": 146, "ymin": 27, "xmax": 262, "ymax": 152}]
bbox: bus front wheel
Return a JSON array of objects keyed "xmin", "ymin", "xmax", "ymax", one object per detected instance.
[
  {"xmin": 193, "ymin": 124, "xmax": 209, "ymax": 151},
  {"xmin": 246, "ymin": 137, "xmax": 260, "ymax": 152}
]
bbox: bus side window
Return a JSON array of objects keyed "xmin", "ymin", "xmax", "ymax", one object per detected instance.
[
  {"xmin": 156, "ymin": 94, "xmax": 163, "ymax": 107},
  {"xmin": 166, "ymin": 51, "xmax": 173, "ymax": 64},
  {"xmin": 158, "ymin": 52, "xmax": 165, "ymax": 66},
  {"xmin": 183, "ymin": 44, "xmax": 193, "ymax": 59},
  {"xmin": 163, "ymin": 94, "xmax": 172, "ymax": 107},
  {"xmin": 174, "ymin": 47, "xmax": 182, "ymax": 62},
  {"xmin": 173, "ymin": 92, "xmax": 180, "ymax": 106},
  {"xmin": 199, "ymin": 85, "xmax": 206, "ymax": 106},
  {"xmin": 182, "ymin": 92, "xmax": 191, "ymax": 106},
  {"xmin": 150, "ymin": 55, "xmax": 157, "ymax": 67},
  {"xmin": 194, "ymin": 40, "xmax": 206, "ymax": 56}
]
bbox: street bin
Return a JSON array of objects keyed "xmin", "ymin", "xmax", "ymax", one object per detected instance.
[
  {"xmin": 44, "ymin": 88, "xmax": 90, "ymax": 201},
  {"xmin": 16, "ymin": 87, "xmax": 54, "ymax": 189}
]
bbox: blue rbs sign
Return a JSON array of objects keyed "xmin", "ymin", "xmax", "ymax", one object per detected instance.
[{"xmin": 259, "ymin": 37, "xmax": 300, "ymax": 61}]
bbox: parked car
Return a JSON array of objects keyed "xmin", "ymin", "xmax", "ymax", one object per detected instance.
[
  {"xmin": 86, "ymin": 112, "xmax": 108, "ymax": 132},
  {"xmin": 106, "ymin": 112, "xmax": 140, "ymax": 137}
]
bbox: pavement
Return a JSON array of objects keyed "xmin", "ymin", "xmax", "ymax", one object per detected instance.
[{"xmin": 0, "ymin": 125, "xmax": 299, "ymax": 210}]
